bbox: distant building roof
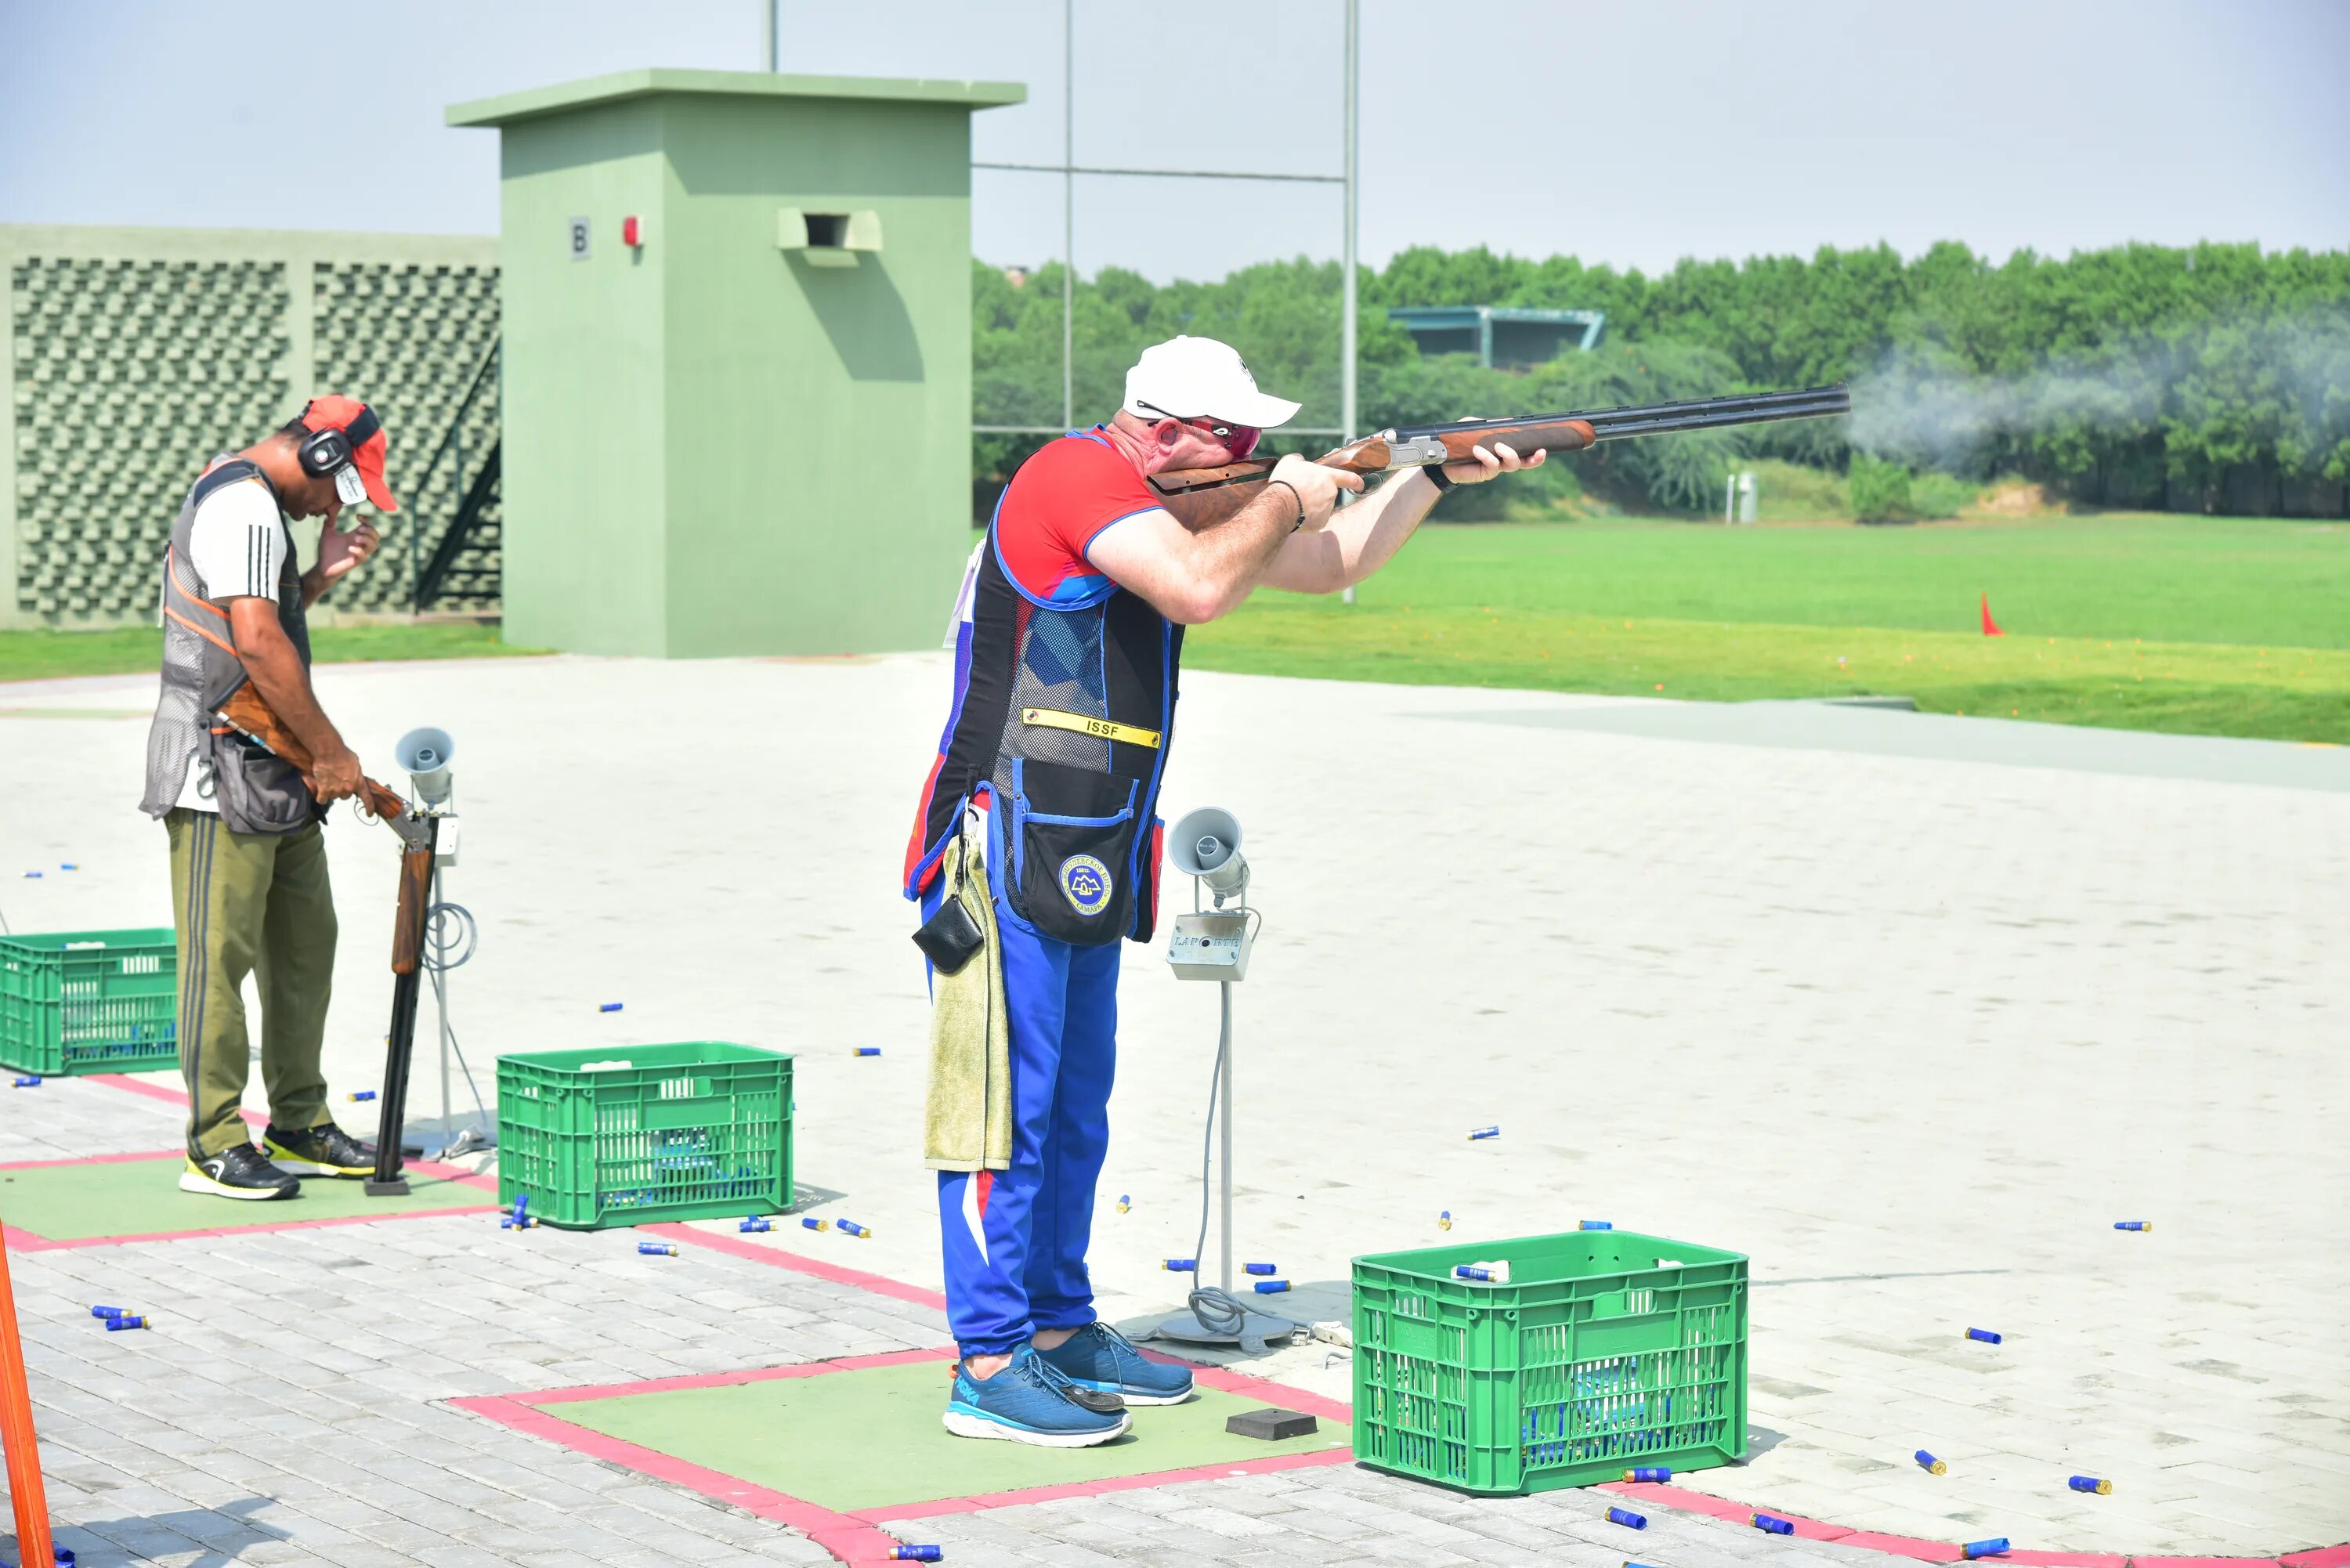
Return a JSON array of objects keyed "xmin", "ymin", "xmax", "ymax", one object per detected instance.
[{"xmin": 1389, "ymin": 305, "xmax": 1606, "ymax": 368}]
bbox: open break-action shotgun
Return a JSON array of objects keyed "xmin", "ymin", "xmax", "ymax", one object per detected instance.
[
  {"xmin": 1147, "ymin": 382, "xmax": 1852, "ymax": 525},
  {"xmin": 213, "ymin": 687, "xmax": 437, "ymax": 1196}
]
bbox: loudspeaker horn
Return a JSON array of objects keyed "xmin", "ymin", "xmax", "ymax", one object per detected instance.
[
  {"xmin": 1170, "ymin": 806, "xmax": 1247, "ymax": 897},
  {"xmin": 394, "ymin": 725, "xmax": 455, "ymax": 807}
]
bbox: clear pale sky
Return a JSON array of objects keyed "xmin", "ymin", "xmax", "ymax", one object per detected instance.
[{"xmin": 2, "ymin": 0, "xmax": 2344, "ymax": 283}]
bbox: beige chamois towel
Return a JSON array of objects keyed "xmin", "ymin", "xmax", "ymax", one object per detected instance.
[{"xmin": 923, "ymin": 828, "xmax": 1012, "ymax": 1171}]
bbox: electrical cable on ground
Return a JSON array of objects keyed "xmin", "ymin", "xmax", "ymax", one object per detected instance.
[{"xmin": 1182, "ymin": 904, "xmax": 1268, "ymax": 1346}]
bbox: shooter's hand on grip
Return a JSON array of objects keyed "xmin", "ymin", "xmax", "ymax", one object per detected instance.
[
  {"xmin": 308, "ymin": 741, "xmax": 363, "ymax": 805},
  {"xmin": 1274, "ymin": 451, "xmax": 1364, "ymax": 531}
]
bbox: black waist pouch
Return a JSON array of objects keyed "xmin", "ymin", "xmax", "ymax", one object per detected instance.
[
  {"xmin": 913, "ymin": 889, "xmax": 985, "ymax": 974},
  {"xmin": 1003, "ymin": 757, "xmax": 1141, "ymax": 946}
]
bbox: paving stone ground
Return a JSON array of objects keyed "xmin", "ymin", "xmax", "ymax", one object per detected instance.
[{"xmin": 2, "ymin": 653, "xmax": 2344, "ymax": 1566}]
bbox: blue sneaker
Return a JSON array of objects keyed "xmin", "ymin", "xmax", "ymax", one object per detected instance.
[
  {"xmin": 1036, "ymin": 1322, "xmax": 1196, "ymax": 1407},
  {"xmin": 943, "ymin": 1345, "xmax": 1132, "ymax": 1447}
]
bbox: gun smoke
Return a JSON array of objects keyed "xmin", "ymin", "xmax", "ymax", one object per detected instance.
[{"xmin": 1850, "ymin": 309, "xmax": 2350, "ymax": 477}]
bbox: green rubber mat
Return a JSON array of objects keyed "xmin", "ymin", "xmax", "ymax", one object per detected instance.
[
  {"xmin": 0, "ymin": 1153, "xmax": 492, "ymax": 1241},
  {"xmin": 551, "ymin": 1357, "xmax": 1344, "ymax": 1512}
]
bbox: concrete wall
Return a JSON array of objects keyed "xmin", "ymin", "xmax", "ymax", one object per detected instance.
[{"xmin": 0, "ymin": 225, "xmax": 501, "ymax": 630}]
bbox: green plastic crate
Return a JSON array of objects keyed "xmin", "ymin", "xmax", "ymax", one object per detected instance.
[
  {"xmin": 0, "ymin": 928, "xmax": 179, "ymax": 1076},
  {"xmin": 496, "ymin": 1042, "xmax": 792, "ymax": 1230},
  {"xmin": 1354, "ymin": 1228, "xmax": 1748, "ymax": 1494}
]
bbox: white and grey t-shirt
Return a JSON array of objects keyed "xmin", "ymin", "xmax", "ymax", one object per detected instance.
[{"xmin": 169, "ymin": 471, "xmax": 291, "ymax": 814}]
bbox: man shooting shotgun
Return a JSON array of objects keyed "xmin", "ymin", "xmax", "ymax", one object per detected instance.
[{"xmin": 902, "ymin": 337, "xmax": 1850, "ymax": 1448}]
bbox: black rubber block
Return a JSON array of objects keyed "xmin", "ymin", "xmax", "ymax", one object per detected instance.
[{"xmin": 1225, "ymin": 1407, "xmax": 1318, "ymax": 1441}]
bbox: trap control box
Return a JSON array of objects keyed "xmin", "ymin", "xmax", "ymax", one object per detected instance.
[{"xmin": 1166, "ymin": 910, "xmax": 1252, "ymax": 982}]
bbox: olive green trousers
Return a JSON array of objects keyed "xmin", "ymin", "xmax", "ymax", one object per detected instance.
[{"xmin": 165, "ymin": 809, "xmax": 338, "ymax": 1158}]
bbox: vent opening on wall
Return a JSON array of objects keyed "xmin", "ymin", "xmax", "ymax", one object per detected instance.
[
  {"xmin": 776, "ymin": 208, "xmax": 883, "ymax": 255},
  {"xmin": 804, "ymin": 214, "xmax": 844, "ymax": 248}
]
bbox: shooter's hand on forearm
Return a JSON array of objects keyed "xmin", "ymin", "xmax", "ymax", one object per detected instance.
[
  {"xmin": 226, "ymin": 598, "xmax": 361, "ymax": 802},
  {"xmin": 1434, "ymin": 439, "xmax": 1546, "ymax": 486}
]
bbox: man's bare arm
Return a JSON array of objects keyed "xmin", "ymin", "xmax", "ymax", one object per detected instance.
[
  {"xmin": 225, "ymin": 598, "xmax": 361, "ymax": 800},
  {"xmin": 1261, "ymin": 442, "xmax": 1546, "ymax": 594},
  {"xmin": 1088, "ymin": 453, "xmax": 1363, "ymax": 623}
]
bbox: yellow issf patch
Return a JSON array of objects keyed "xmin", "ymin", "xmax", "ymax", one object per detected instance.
[{"xmin": 1021, "ymin": 708, "xmax": 1162, "ymax": 749}]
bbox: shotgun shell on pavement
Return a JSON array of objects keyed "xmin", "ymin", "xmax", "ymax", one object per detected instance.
[
  {"xmin": 837, "ymin": 1219, "xmax": 870, "ymax": 1237},
  {"xmin": 1253, "ymin": 1279, "xmax": 1290, "ymax": 1294},
  {"xmin": 638, "ymin": 1242, "xmax": 678, "ymax": 1255},
  {"xmin": 2068, "ymin": 1476, "xmax": 2112, "ymax": 1494},
  {"xmin": 348, "ymin": 1089, "xmax": 377, "ymax": 1101},
  {"xmin": 1751, "ymin": 1514, "xmax": 1794, "ymax": 1535},
  {"xmin": 1607, "ymin": 1508, "xmax": 1647, "ymax": 1530},
  {"xmin": 1966, "ymin": 1328, "xmax": 2002, "ymax": 1344},
  {"xmin": 599, "ymin": 1003, "xmax": 622, "ymax": 1012},
  {"xmin": 13, "ymin": 1076, "xmax": 40, "ymax": 1087},
  {"xmin": 1915, "ymin": 1449, "xmax": 1947, "ymax": 1474},
  {"xmin": 802, "ymin": 1217, "xmax": 830, "ymax": 1231},
  {"xmin": 105, "ymin": 1316, "xmax": 147, "ymax": 1331},
  {"xmin": 1580, "ymin": 1220, "xmax": 1613, "ymax": 1230},
  {"xmin": 1468, "ymin": 1125, "xmax": 1500, "ymax": 1140},
  {"xmin": 739, "ymin": 1218, "xmax": 772, "ymax": 1233},
  {"xmin": 1117, "ymin": 1194, "xmax": 1130, "ymax": 1212},
  {"xmin": 888, "ymin": 1549, "xmax": 943, "ymax": 1563},
  {"xmin": 855, "ymin": 1047, "xmax": 880, "ymax": 1056},
  {"xmin": 1165, "ymin": 1258, "xmax": 1198, "ymax": 1271},
  {"xmin": 1438, "ymin": 1209, "xmax": 1452, "ymax": 1230},
  {"xmin": 1245, "ymin": 1263, "xmax": 1278, "ymax": 1275},
  {"xmin": 1963, "ymin": 1541, "xmax": 2011, "ymax": 1559},
  {"xmin": 90, "ymin": 1306, "xmax": 131, "ymax": 1319},
  {"xmin": 1623, "ymin": 1467, "xmax": 1672, "ymax": 1482},
  {"xmin": 2113, "ymin": 1221, "xmax": 2150, "ymax": 1231}
]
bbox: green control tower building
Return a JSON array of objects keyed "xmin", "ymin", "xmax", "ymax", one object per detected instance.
[{"xmin": 449, "ymin": 69, "xmax": 1024, "ymax": 657}]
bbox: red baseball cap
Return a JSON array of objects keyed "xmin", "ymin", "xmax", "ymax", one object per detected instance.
[{"xmin": 297, "ymin": 395, "xmax": 400, "ymax": 513}]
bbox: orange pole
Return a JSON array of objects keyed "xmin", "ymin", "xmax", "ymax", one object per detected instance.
[{"xmin": 0, "ymin": 1225, "xmax": 56, "ymax": 1568}]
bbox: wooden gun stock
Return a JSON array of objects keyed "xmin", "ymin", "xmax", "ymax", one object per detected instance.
[
  {"xmin": 214, "ymin": 685, "xmax": 407, "ymax": 820},
  {"xmin": 390, "ymin": 841, "xmax": 432, "ymax": 976}
]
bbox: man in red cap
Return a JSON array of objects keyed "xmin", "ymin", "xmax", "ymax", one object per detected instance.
[{"xmin": 139, "ymin": 396, "xmax": 397, "ymax": 1199}]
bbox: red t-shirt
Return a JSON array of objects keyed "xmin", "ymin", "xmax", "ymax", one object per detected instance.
[{"xmin": 993, "ymin": 431, "xmax": 1162, "ymax": 604}]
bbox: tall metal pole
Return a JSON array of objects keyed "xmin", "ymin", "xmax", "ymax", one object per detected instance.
[
  {"xmin": 1061, "ymin": 0, "xmax": 1075, "ymax": 432},
  {"xmin": 761, "ymin": 0, "xmax": 778, "ymax": 70},
  {"xmin": 1340, "ymin": 0, "xmax": 1361, "ymax": 606},
  {"xmin": 1218, "ymin": 981, "xmax": 1234, "ymax": 1295}
]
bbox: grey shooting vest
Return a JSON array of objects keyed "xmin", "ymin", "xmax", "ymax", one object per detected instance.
[{"xmin": 138, "ymin": 459, "xmax": 319, "ymax": 833}]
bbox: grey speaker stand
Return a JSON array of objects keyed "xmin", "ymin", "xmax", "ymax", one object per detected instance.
[{"xmin": 1153, "ymin": 981, "xmax": 1296, "ymax": 1353}]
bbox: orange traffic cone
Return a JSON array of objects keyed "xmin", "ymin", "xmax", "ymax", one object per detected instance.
[
  {"xmin": 1980, "ymin": 592, "xmax": 2005, "ymax": 637},
  {"xmin": 0, "ymin": 1226, "xmax": 56, "ymax": 1568}
]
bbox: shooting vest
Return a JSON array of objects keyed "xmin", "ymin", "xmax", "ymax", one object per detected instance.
[
  {"xmin": 139, "ymin": 459, "xmax": 317, "ymax": 833},
  {"xmin": 907, "ymin": 451, "xmax": 1181, "ymax": 948}
]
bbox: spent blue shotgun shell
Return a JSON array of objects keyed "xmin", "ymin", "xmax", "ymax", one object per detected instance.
[
  {"xmin": 2114, "ymin": 1220, "xmax": 2150, "ymax": 1231},
  {"xmin": 1253, "ymin": 1279, "xmax": 1290, "ymax": 1294},
  {"xmin": 837, "ymin": 1219, "xmax": 870, "ymax": 1237},
  {"xmin": 106, "ymin": 1315, "xmax": 147, "ymax": 1331},
  {"xmin": 1916, "ymin": 1449, "xmax": 1947, "ymax": 1475},
  {"xmin": 56, "ymin": 1548, "xmax": 76, "ymax": 1566},
  {"xmin": 888, "ymin": 1549, "xmax": 942, "ymax": 1563},
  {"xmin": 1165, "ymin": 1258, "xmax": 1198, "ymax": 1271},
  {"xmin": 1580, "ymin": 1220, "xmax": 1614, "ymax": 1230},
  {"xmin": 802, "ymin": 1216, "xmax": 830, "ymax": 1231},
  {"xmin": 638, "ymin": 1242, "xmax": 678, "ymax": 1256},
  {"xmin": 1438, "ymin": 1209, "xmax": 1452, "ymax": 1230},
  {"xmin": 739, "ymin": 1217, "xmax": 772, "ymax": 1233},
  {"xmin": 2068, "ymin": 1476, "xmax": 2112, "ymax": 1494},
  {"xmin": 1468, "ymin": 1125, "xmax": 1500, "ymax": 1140},
  {"xmin": 13, "ymin": 1076, "xmax": 40, "ymax": 1088},
  {"xmin": 1455, "ymin": 1265, "xmax": 1499, "ymax": 1281},
  {"xmin": 1966, "ymin": 1327, "xmax": 2003, "ymax": 1344},
  {"xmin": 1607, "ymin": 1508, "xmax": 1648, "ymax": 1530},
  {"xmin": 1624, "ymin": 1466, "xmax": 1672, "ymax": 1482},
  {"xmin": 1116, "ymin": 1194, "xmax": 1130, "ymax": 1212},
  {"xmin": 90, "ymin": 1306, "xmax": 130, "ymax": 1319},
  {"xmin": 24, "ymin": 871, "xmax": 40, "ymax": 878},
  {"xmin": 599, "ymin": 1002, "xmax": 622, "ymax": 1013},
  {"xmin": 1750, "ymin": 1513, "xmax": 1794, "ymax": 1536},
  {"xmin": 1963, "ymin": 1540, "xmax": 2010, "ymax": 1559},
  {"xmin": 855, "ymin": 1046, "xmax": 881, "ymax": 1056},
  {"xmin": 1245, "ymin": 1263, "xmax": 1277, "ymax": 1276},
  {"xmin": 348, "ymin": 1089, "xmax": 377, "ymax": 1101},
  {"xmin": 60, "ymin": 863, "xmax": 76, "ymax": 870}
]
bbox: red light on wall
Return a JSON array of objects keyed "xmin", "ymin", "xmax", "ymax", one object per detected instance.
[{"xmin": 622, "ymin": 215, "xmax": 642, "ymax": 247}]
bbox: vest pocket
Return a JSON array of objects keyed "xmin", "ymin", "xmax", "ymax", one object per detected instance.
[
  {"xmin": 1007, "ymin": 757, "xmax": 1139, "ymax": 946},
  {"xmin": 207, "ymin": 734, "xmax": 319, "ymax": 835}
]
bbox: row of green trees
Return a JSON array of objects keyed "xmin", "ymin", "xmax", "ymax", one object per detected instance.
[{"xmin": 972, "ymin": 240, "xmax": 2350, "ymax": 519}]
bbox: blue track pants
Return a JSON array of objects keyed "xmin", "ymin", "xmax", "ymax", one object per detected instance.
[{"xmin": 926, "ymin": 852, "xmax": 1121, "ymax": 1358}]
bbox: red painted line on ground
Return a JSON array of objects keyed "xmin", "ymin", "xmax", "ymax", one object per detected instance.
[
  {"xmin": 450, "ymin": 1393, "xmax": 901, "ymax": 1563},
  {"xmin": 2281, "ymin": 1549, "xmax": 2350, "ymax": 1568},
  {"xmin": 644, "ymin": 1222, "xmax": 951, "ymax": 1313},
  {"xmin": 1187, "ymin": 1358, "xmax": 1354, "ymax": 1425},
  {"xmin": 1994, "ymin": 1553, "xmax": 2129, "ymax": 1567},
  {"xmin": 2126, "ymin": 1559, "xmax": 2282, "ymax": 1568}
]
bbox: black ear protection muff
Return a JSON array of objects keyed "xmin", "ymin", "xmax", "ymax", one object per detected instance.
[{"xmin": 294, "ymin": 401, "xmax": 380, "ymax": 479}]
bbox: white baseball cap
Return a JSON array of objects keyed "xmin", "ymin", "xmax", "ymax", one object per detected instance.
[{"xmin": 1123, "ymin": 335, "xmax": 1301, "ymax": 429}]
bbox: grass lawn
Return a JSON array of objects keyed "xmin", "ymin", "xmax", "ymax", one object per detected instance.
[
  {"xmin": 0, "ymin": 621, "xmax": 546, "ymax": 685},
  {"xmin": 1188, "ymin": 515, "xmax": 2350, "ymax": 743}
]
